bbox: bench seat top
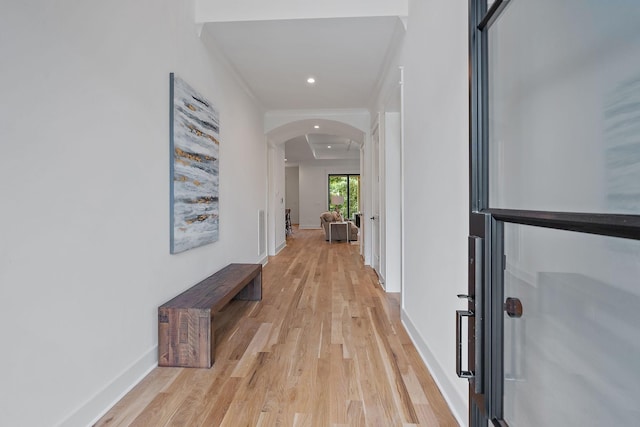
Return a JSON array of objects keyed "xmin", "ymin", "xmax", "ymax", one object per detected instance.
[{"xmin": 159, "ymin": 263, "xmax": 261, "ymax": 312}]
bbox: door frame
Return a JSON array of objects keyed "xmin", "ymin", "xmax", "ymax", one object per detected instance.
[
  {"xmin": 370, "ymin": 119, "xmax": 382, "ymax": 278},
  {"xmin": 327, "ymin": 174, "xmax": 360, "ymax": 220}
]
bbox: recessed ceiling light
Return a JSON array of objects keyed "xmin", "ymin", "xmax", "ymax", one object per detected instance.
[
  {"xmin": 284, "ymin": 158, "xmax": 288, "ymax": 162},
  {"xmin": 307, "ymin": 77, "xmax": 316, "ymax": 84},
  {"xmin": 327, "ymin": 145, "xmax": 332, "ymax": 148},
  {"xmin": 314, "ymin": 125, "xmax": 320, "ymax": 129}
]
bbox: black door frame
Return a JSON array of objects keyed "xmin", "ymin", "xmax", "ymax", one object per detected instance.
[{"xmin": 328, "ymin": 174, "xmax": 360, "ymax": 220}]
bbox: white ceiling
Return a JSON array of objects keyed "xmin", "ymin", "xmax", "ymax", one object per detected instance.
[
  {"xmin": 202, "ymin": 16, "xmax": 404, "ymax": 163},
  {"xmin": 284, "ymin": 133, "xmax": 361, "ymax": 164},
  {"xmin": 284, "ymin": 136, "xmax": 315, "ymax": 163},
  {"xmin": 202, "ymin": 16, "xmax": 404, "ymax": 110},
  {"xmin": 307, "ymin": 134, "xmax": 360, "ymax": 160}
]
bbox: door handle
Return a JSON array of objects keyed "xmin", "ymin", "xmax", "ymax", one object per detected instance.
[
  {"xmin": 456, "ymin": 308, "xmax": 475, "ymax": 379},
  {"xmin": 456, "ymin": 237, "xmax": 483, "ymax": 385}
]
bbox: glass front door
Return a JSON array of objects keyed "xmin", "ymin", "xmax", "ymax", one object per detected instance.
[{"xmin": 467, "ymin": 1, "xmax": 640, "ymax": 425}]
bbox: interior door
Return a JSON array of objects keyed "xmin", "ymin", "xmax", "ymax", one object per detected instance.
[{"xmin": 467, "ymin": 1, "xmax": 640, "ymax": 426}]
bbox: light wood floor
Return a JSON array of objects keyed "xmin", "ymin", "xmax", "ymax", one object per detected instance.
[{"xmin": 96, "ymin": 228, "xmax": 459, "ymax": 426}]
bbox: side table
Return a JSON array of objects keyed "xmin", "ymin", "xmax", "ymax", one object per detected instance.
[{"xmin": 329, "ymin": 221, "xmax": 349, "ymax": 243}]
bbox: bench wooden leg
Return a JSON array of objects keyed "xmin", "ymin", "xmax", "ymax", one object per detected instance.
[
  {"xmin": 209, "ymin": 314, "xmax": 215, "ymax": 367},
  {"xmin": 159, "ymin": 308, "xmax": 213, "ymax": 368},
  {"xmin": 234, "ymin": 272, "xmax": 262, "ymax": 301}
]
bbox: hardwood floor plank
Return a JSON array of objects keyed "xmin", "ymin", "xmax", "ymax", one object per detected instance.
[
  {"xmin": 255, "ymin": 410, "xmax": 279, "ymax": 426},
  {"xmin": 127, "ymin": 369, "xmax": 200, "ymax": 426},
  {"xmin": 166, "ymin": 362, "xmax": 235, "ymax": 426},
  {"xmin": 194, "ymin": 376, "xmax": 242, "ymax": 426},
  {"xmin": 346, "ymin": 400, "xmax": 366, "ymax": 427},
  {"xmin": 94, "ymin": 228, "xmax": 459, "ymax": 427},
  {"xmin": 93, "ymin": 368, "xmax": 181, "ymax": 427},
  {"xmin": 329, "ymin": 344, "xmax": 349, "ymax": 424},
  {"xmin": 161, "ymin": 372, "xmax": 211, "ymax": 426},
  {"xmin": 402, "ymin": 365, "xmax": 430, "ymax": 405},
  {"xmin": 402, "ymin": 343, "xmax": 459, "ymax": 426},
  {"xmin": 312, "ymin": 357, "xmax": 331, "ymax": 425},
  {"xmin": 226, "ymin": 319, "xmax": 261, "ymax": 361},
  {"xmin": 369, "ymin": 304, "xmax": 419, "ymax": 424},
  {"xmin": 230, "ymin": 322, "xmax": 273, "ymax": 378},
  {"xmin": 415, "ymin": 403, "xmax": 443, "ymax": 426},
  {"xmin": 293, "ymin": 412, "xmax": 313, "ymax": 427}
]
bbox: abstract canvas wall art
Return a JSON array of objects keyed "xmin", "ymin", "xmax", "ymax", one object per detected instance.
[{"xmin": 170, "ymin": 73, "xmax": 220, "ymax": 253}]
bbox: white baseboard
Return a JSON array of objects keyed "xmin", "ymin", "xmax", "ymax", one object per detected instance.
[
  {"xmin": 274, "ymin": 241, "xmax": 286, "ymax": 255},
  {"xmin": 258, "ymin": 255, "xmax": 269, "ymax": 266},
  {"xmin": 401, "ymin": 310, "xmax": 468, "ymax": 427},
  {"xmin": 56, "ymin": 346, "xmax": 158, "ymax": 427}
]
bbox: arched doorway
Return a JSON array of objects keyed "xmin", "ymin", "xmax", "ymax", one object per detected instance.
[{"xmin": 264, "ymin": 115, "xmax": 368, "ymax": 259}]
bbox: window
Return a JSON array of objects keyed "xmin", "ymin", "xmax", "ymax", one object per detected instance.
[{"xmin": 328, "ymin": 174, "xmax": 360, "ymax": 220}]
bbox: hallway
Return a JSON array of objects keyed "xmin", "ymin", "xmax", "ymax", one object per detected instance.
[{"xmin": 96, "ymin": 229, "xmax": 458, "ymax": 426}]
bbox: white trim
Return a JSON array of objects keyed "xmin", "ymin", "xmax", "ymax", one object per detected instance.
[
  {"xmin": 399, "ymin": 65, "xmax": 406, "ymax": 309},
  {"xmin": 57, "ymin": 346, "xmax": 158, "ymax": 427},
  {"xmin": 401, "ymin": 310, "xmax": 468, "ymax": 427},
  {"xmin": 259, "ymin": 255, "xmax": 269, "ymax": 266},
  {"xmin": 377, "ymin": 271, "xmax": 386, "ymax": 289},
  {"xmin": 274, "ymin": 241, "xmax": 287, "ymax": 255},
  {"xmin": 367, "ymin": 18, "xmax": 406, "ymax": 110},
  {"xmin": 265, "ymin": 107, "xmax": 370, "ymax": 118},
  {"xmin": 199, "ymin": 27, "xmax": 265, "ymax": 113},
  {"xmin": 196, "ymin": 1, "xmax": 408, "ymax": 24}
]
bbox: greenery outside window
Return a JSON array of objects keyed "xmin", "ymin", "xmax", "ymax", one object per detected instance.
[{"xmin": 328, "ymin": 174, "xmax": 360, "ymax": 220}]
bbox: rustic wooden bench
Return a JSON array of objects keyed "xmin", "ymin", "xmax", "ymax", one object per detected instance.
[{"xmin": 158, "ymin": 263, "xmax": 262, "ymax": 368}]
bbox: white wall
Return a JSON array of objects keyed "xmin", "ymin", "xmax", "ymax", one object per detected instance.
[
  {"xmin": 285, "ymin": 166, "xmax": 300, "ymax": 224},
  {"xmin": 268, "ymin": 145, "xmax": 287, "ymax": 255},
  {"xmin": 401, "ymin": 0, "xmax": 469, "ymax": 425},
  {"xmin": 197, "ymin": 0, "xmax": 408, "ymax": 23},
  {"xmin": 0, "ymin": 1, "xmax": 266, "ymax": 426},
  {"xmin": 384, "ymin": 112, "xmax": 402, "ymax": 292},
  {"xmin": 298, "ymin": 159, "xmax": 360, "ymax": 229}
]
